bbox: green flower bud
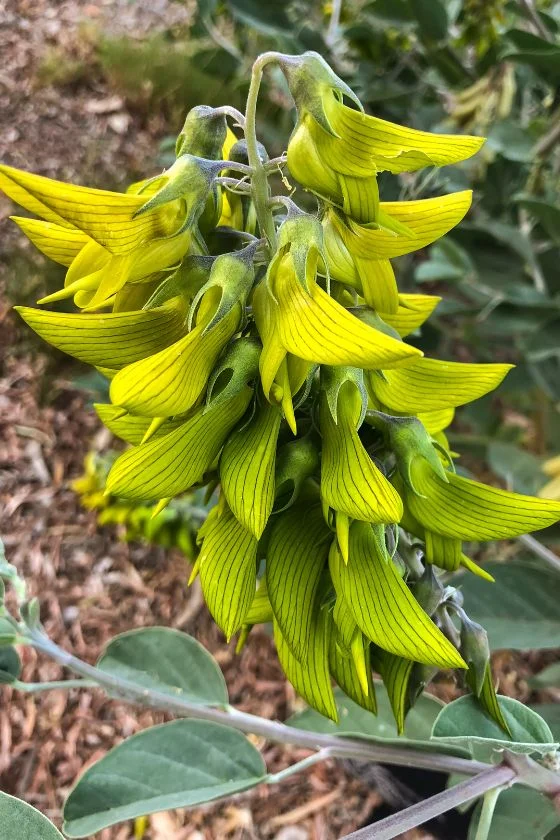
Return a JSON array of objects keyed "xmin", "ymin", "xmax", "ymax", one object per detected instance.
[
  {"xmin": 273, "ymin": 209, "xmax": 327, "ymax": 294},
  {"xmin": 274, "ymin": 436, "xmax": 320, "ymax": 512},
  {"xmin": 205, "ymin": 336, "xmax": 261, "ymax": 411},
  {"xmin": 228, "ymin": 138, "xmax": 269, "ymax": 165},
  {"xmin": 188, "ymin": 242, "xmax": 256, "ymax": 333},
  {"xmin": 134, "ymin": 154, "xmax": 223, "ymax": 231},
  {"xmin": 277, "ymin": 51, "xmax": 363, "ymax": 135},
  {"xmin": 459, "ymin": 611, "xmax": 490, "ymax": 697},
  {"xmin": 411, "ymin": 565, "xmax": 445, "ymax": 617},
  {"xmin": 321, "ymin": 366, "xmax": 368, "ymax": 429},
  {"xmin": 144, "ymin": 254, "xmax": 215, "ymax": 310},
  {"xmin": 175, "ymin": 105, "xmax": 228, "ymax": 159},
  {"xmin": 366, "ymin": 410, "xmax": 449, "ymax": 494}
]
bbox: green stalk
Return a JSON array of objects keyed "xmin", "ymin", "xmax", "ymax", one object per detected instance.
[
  {"xmin": 473, "ymin": 785, "xmax": 503, "ymax": 840},
  {"xmin": 244, "ymin": 52, "xmax": 282, "ymax": 252}
]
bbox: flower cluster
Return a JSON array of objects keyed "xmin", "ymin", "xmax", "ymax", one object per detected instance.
[{"xmin": 6, "ymin": 52, "xmax": 560, "ymax": 730}]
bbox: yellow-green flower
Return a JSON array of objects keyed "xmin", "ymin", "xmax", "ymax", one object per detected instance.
[
  {"xmin": 8, "ymin": 51, "xmax": 559, "ymax": 734},
  {"xmin": 282, "ymin": 52, "xmax": 484, "ymax": 224}
]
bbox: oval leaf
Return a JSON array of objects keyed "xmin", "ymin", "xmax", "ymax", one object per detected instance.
[
  {"xmin": 432, "ymin": 694, "xmax": 558, "ymax": 757},
  {"xmin": 0, "ymin": 791, "xmax": 64, "ymax": 839},
  {"xmin": 459, "ymin": 560, "xmax": 560, "ymax": 650},
  {"xmin": 63, "ymin": 719, "xmax": 266, "ymax": 837},
  {"xmin": 96, "ymin": 627, "xmax": 228, "ymax": 706}
]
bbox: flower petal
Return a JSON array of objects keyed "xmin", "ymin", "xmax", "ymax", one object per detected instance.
[
  {"xmin": 198, "ymin": 506, "xmax": 258, "ymax": 639},
  {"xmin": 330, "ymin": 192, "xmax": 473, "ymax": 261},
  {"xmin": 320, "ymin": 394, "xmax": 403, "ymax": 524},
  {"xmin": 274, "ymin": 608, "xmax": 338, "ymax": 721},
  {"xmin": 407, "ymin": 465, "xmax": 560, "ymax": 541},
  {"xmin": 270, "ymin": 258, "xmax": 421, "ymax": 369},
  {"xmin": 244, "ymin": 576, "xmax": 273, "ymax": 626},
  {"xmin": 0, "ymin": 164, "xmax": 181, "ymax": 254},
  {"xmin": 340, "ymin": 522, "xmax": 466, "ymax": 668},
  {"xmin": 105, "ymin": 388, "xmax": 252, "ymax": 500},
  {"xmin": 370, "ymin": 357, "xmax": 512, "ymax": 412},
  {"xmin": 220, "ymin": 400, "xmax": 282, "ymax": 538},
  {"xmin": 380, "ymin": 294, "xmax": 441, "ymax": 337},
  {"xmin": 266, "ymin": 505, "xmax": 331, "ymax": 660},
  {"xmin": 110, "ymin": 301, "xmax": 240, "ymax": 418},
  {"xmin": 325, "ymin": 97, "xmax": 485, "ymax": 175},
  {"xmin": 329, "ymin": 629, "xmax": 377, "ymax": 714},
  {"xmin": 10, "ymin": 217, "xmax": 89, "ymax": 266},
  {"xmin": 94, "ymin": 404, "xmax": 183, "ymax": 445},
  {"xmin": 372, "ymin": 648, "xmax": 416, "ymax": 735},
  {"xmin": 14, "ymin": 300, "xmax": 186, "ymax": 369}
]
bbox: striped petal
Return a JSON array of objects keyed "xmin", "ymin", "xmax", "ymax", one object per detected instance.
[
  {"xmin": 110, "ymin": 298, "xmax": 240, "ymax": 418},
  {"xmin": 381, "ymin": 294, "xmax": 441, "ymax": 337},
  {"xmin": 220, "ymin": 400, "xmax": 282, "ymax": 538},
  {"xmin": 372, "ymin": 649, "xmax": 416, "ymax": 735},
  {"xmin": 105, "ymin": 388, "xmax": 252, "ymax": 500},
  {"xmin": 81, "ymin": 231, "xmax": 191, "ymax": 311},
  {"xmin": 325, "ymin": 193, "xmax": 472, "ymax": 275},
  {"xmin": 407, "ymin": 462, "xmax": 560, "ymax": 541},
  {"xmin": 198, "ymin": 505, "xmax": 258, "ymax": 640},
  {"xmin": 330, "ymin": 628, "xmax": 377, "ymax": 713},
  {"xmin": 0, "ymin": 164, "xmax": 183, "ymax": 254},
  {"xmin": 320, "ymin": 393, "xmax": 403, "ymax": 525},
  {"xmin": 340, "ymin": 522, "xmax": 466, "ymax": 668},
  {"xmin": 10, "ymin": 217, "xmax": 89, "ymax": 266},
  {"xmin": 244, "ymin": 576, "xmax": 273, "ymax": 626},
  {"xmin": 323, "ymin": 95, "xmax": 484, "ymax": 175},
  {"xmin": 270, "ymin": 255, "xmax": 421, "ymax": 370},
  {"xmin": 274, "ymin": 607, "xmax": 337, "ymax": 721},
  {"xmin": 370, "ymin": 357, "xmax": 512, "ymax": 412},
  {"xmin": 425, "ymin": 532, "xmax": 462, "ymax": 572},
  {"xmin": 94, "ymin": 404, "xmax": 183, "ymax": 445},
  {"xmin": 266, "ymin": 504, "xmax": 331, "ymax": 660},
  {"xmin": 14, "ymin": 300, "xmax": 186, "ymax": 369}
]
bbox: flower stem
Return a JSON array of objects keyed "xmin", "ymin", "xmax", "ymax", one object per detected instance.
[
  {"xmin": 265, "ymin": 749, "xmax": 333, "ymax": 784},
  {"xmin": 245, "ymin": 52, "xmax": 283, "ymax": 252},
  {"xmin": 474, "ymin": 785, "xmax": 503, "ymax": 840},
  {"xmin": 13, "ymin": 678, "xmax": 97, "ymax": 693},
  {"xmin": 340, "ymin": 765, "xmax": 515, "ymax": 840}
]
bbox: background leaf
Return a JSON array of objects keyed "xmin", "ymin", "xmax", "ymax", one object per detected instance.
[
  {"xmin": 96, "ymin": 627, "xmax": 228, "ymax": 705},
  {"xmin": 432, "ymin": 694, "xmax": 558, "ymax": 758},
  {"xmin": 487, "ymin": 441, "xmax": 546, "ymax": 495},
  {"xmin": 0, "ymin": 791, "xmax": 64, "ymax": 839},
  {"xmin": 458, "ymin": 561, "xmax": 560, "ymax": 650},
  {"xmin": 63, "ymin": 719, "xmax": 266, "ymax": 837},
  {"xmin": 530, "ymin": 663, "xmax": 560, "ymax": 689}
]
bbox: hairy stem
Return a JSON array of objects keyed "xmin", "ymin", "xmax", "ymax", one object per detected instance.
[
  {"xmin": 28, "ymin": 628, "xmax": 490, "ymax": 777},
  {"xmin": 340, "ymin": 765, "xmax": 515, "ymax": 840},
  {"xmin": 245, "ymin": 52, "xmax": 283, "ymax": 251}
]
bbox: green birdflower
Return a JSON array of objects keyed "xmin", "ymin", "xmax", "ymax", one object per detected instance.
[{"xmin": 6, "ymin": 50, "xmax": 560, "ymax": 735}]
